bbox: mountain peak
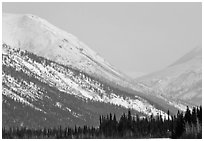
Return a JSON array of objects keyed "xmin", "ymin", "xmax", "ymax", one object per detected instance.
[
  {"xmin": 3, "ymin": 13, "xmax": 131, "ymax": 90},
  {"xmin": 3, "ymin": 13, "xmax": 78, "ymax": 49}
]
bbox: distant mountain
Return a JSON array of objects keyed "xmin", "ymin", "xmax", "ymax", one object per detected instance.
[
  {"xmin": 136, "ymin": 47, "xmax": 202, "ymax": 106},
  {"xmin": 3, "ymin": 13, "xmax": 177, "ymax": 128}
]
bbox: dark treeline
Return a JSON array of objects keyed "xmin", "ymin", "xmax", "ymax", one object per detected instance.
[{"xmin": 2, "ymin": 106, "xmax": 202, "ymax": 139}]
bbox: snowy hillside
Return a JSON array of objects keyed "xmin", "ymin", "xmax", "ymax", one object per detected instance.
[
  {"xmin": 2, "ymin": 43, "xmax": 171, "ymax": 128},
  {"xmin": 3, "ymin": 13, "xmax": 190, "ymax": 128},
  {"xmin": 136, "ymin": 47, "xmax": 202, "ymax": 106},
  {"xmin": 2, "ymin": 13, "xmax": 132, "ymax": 89}
]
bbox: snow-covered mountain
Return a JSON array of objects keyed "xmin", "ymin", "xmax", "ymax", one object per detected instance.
[
  {"xmin": 136, "ymin": 47, "xmax": 202, "ymax": 106},
  {"xmin": 3, "ymin": 13, "xmax": 178, "ymax": 128},
  {"xmin": 3, "ymin": 13, "xmax": 131, "ymax": 87},
  {"xmin": 2, "ymin": 43, "xmax": 171, "ymax": 128}
]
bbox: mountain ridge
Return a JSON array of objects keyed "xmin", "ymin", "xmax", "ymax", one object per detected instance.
[{"xmin": 3, "ymin": 13, "xmax": 132, "ymax": 87}]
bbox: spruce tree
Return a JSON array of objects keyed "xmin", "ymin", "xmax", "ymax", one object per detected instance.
[
  {"xmin": 184, "ymin": 106, "xmax": 191, "ymax": 124},
  {"xmin": 191, "ymin": 107, "xmax": 197, "ymax": 125}
]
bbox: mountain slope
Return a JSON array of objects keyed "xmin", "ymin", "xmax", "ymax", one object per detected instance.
[
  {"xmin": 2, "ymin": 43, "xmax": 169, "ymax": 128},
  {"xmin": 3, "ymin": 13, "xmax": 184, "ymax": 128},
  {"xmin": 136, "ymin": 47, "xmax": 202, "ymax": 106},
  {"xmin": 3, "ymin": 13, "xmax": 132, "ymax": 88}
]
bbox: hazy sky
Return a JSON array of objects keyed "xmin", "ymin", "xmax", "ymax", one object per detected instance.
[{"xmin": 2, "ymin": 2, "xmax": 202, "ymax": 78}]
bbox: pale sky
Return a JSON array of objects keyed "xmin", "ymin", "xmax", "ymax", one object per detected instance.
[{"xmin": 2, "ymin": 2, "xmax": 202, "ymax": 78}]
